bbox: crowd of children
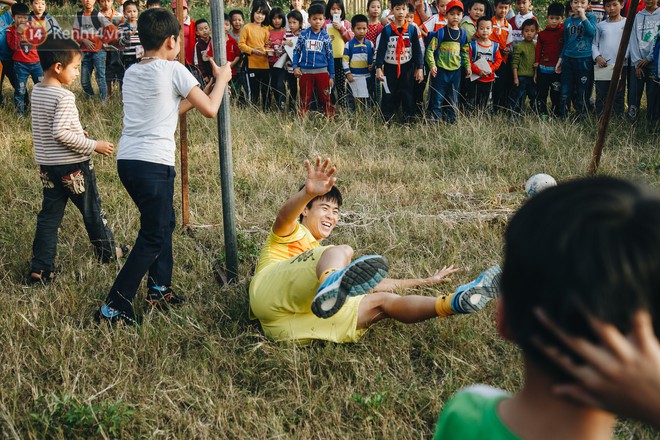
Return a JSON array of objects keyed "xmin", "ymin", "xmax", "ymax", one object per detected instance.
[{"xmin": 1, "ymin": 0, "xmax": 658, "ymax": 126}]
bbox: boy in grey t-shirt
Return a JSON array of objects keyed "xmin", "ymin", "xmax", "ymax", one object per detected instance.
[{"xmin": 96, "ymin": 8, "xmax": 232, "ymax": 325}]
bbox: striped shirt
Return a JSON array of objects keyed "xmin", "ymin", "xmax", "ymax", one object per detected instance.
[
  {"xmin": 118, "ymin": 22, "xmax": 142, "ymax": 66},
  {"xmin": 342, "ymin": 38, "xmax": 374, "ymax": 75},
  {"xmin": 31, "ymin": 84, "xmax": 96, "ymax": 165}
]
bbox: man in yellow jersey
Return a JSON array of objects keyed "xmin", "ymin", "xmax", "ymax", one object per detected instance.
[{"xmin": 249, "ymin": 157, "xmax": 501, "ymax": 344}]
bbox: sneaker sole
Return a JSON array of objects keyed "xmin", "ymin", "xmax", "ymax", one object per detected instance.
[
  {"xmin": 311, "ymin": 255, "xmax": 389, "ymax": 319},
  {"xmin": 456, "ymin": 265, "xmax": 502, "ymax": 314}
]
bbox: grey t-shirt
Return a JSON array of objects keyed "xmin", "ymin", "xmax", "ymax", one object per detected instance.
[{"xmin": 117, "ymin": 59, "xmax": 199, "ymax": 166}]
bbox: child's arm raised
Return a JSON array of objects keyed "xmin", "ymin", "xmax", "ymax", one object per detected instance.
[
  {"xmin": 272, "ymin": 158, "xmax": 336, "ymax": 238},
  {"xmin": 179, "ymin": 59, "xmax": 232, "ymax": 117}
]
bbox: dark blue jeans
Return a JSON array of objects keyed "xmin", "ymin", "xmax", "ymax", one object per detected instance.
[
  {"xmin": 429, "ymin": 68, "xmax": 461, "ymax": 123},
  {"xmin": 559, "ymin": 56, "xmax": 593, "ymax": 118},
  {"xmin": 595, "ymin": 79, "xmax": 625, "ymax": 117},
  {"xmin": 535, "ymin": 71, "xmax": 561, "ymax": 116},
  {"xmin": 31, "ymin": 160, "xmax": 116, "ymax": 273},
  {"xmin": 106, "ymin": 160, "xmax": 175, "ymax": 313},
  {"xmin": 14, "ymin": 61, "xmax": 43, "ymax": 114},
  {"xmin": 510, "ymin": 76, "xmax": 537, "ymax": 114},
  {"xmin": 81, "ymin": 50, "xmax": 107, "ymax": 100}
]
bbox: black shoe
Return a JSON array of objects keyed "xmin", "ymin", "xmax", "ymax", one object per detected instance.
[
  {"xmin": 27, "ymin": 269, "xmax": 58, "ymax": 285},
  {"xmin": 93, "ymin": 305, "xmax": 137, "ymax": 326},
  {"xmin": 145, "ymin": 286, "xmax": 185, "ymax": 308}
]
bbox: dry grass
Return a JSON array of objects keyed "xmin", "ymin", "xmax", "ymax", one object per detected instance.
[{"xmin": 0, "ymin": 73, "xmax": 658, "ymax": 438}]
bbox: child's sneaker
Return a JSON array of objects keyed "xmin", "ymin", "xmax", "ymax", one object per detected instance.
[
  {"xmin": 451, "ymin": 264, "xmax": 502, "ymax": 314},
  {"xmin": 145, "ymin": 286, "xmax": 185, "ymax": 308},
  {"xmin": 311, "ymin": 255, "xmax": 388, "ymax": 319},
  {"xmin": 93, "ymin": 305, "xmax": 137, "ymax": 326}
]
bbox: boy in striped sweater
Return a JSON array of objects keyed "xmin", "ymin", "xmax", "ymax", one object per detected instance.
[
  {"xmin": 28, "ymin": 37, "xmax": 119, "ymax": 284},
  {"xmin": 118, "ymin": 0, "xmax": 141, "ymax": 72},
  {"xmin": 342, "ymin": 14, "xmax": 374, "ymax": 110}
]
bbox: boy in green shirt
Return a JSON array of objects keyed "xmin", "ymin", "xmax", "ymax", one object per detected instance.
[
  {"xmin": 434, "ymin": 176, "xmax": 660, "ymax": 439},
  {"xmin": 509, "ymin": 18, "xmax": 537, "ymax": 113},
  {"xmin": 426, "ymin": 0, "xmax": 471, "ymax": 122}
]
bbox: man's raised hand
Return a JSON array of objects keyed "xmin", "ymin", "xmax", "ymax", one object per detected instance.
[{"xmin": 304, "ymin": 157, "xmax": 337, "ymax": 197}]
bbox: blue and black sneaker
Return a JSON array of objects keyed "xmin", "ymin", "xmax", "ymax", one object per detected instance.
[
  {"xmin": 451, "ymin": 264, "xmax": 502, "ymax": 314},
  {"xmin": 311, "ymin": 255, "xmax": 389, "ymax": 319},
  {"xmin": 93, "ymin": 305, "xmax": 137, "ymax": 326},
  {"xmin": 145, "ymin": 286, "xmax": 185, "ymax": 309}
]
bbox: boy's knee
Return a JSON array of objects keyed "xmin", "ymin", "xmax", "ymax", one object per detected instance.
[{"xmin": 335, "ymin": 245, "xmax": 354, "ymax": 261}]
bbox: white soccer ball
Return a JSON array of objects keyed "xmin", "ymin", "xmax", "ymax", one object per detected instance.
[{"xmin": 525, "ymin": 174, "xmax": 557, "ymax": 196}]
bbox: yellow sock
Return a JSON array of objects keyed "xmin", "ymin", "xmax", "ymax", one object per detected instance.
[
  {"xmin": 435, "ymin": 294, "xmax": 456, "ymax": 318},
  {"xmin": 318, "ymin": 268, "xmax": 339, "ymax": 284}
]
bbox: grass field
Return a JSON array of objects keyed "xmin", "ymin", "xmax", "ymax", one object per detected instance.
[{"xmin": 0, "ymin": 30, "xmax": 659, "ymax": 439}]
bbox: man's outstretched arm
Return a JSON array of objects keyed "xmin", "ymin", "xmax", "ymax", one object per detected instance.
[
  {"xmin": 373, "ymin": 265, "xmax": 459, "ymax": 292},
  {"xmin": 273, "ymin": 157, "xmax": 337, "ymax": 237}
]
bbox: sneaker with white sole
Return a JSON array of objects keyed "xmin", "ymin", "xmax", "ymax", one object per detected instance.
[
  {"xmin": 451, "ymin": 264, "xmax": 502, "ymax": 314},
  {"xmin": 311, "ymin": 255, "xmax": 389, "ymax": 319}
]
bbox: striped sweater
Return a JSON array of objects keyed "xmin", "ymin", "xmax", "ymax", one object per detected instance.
[
  {"xmin": 31, "ymin": 84, "xmax": 97, "ymax": 165},
  {"xmin": 342, "ymin": 37, "xmax": 374, "ymax": 75}
]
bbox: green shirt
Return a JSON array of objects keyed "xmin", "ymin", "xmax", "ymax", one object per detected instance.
[
  {"xmin": 511, "ymin": 40, "xmax": 536, "ymax": 77},
  {"xmin": 434, "ymin": 385, "xmax": 520, "ymax": 440},
  {"xmin": 425, "ymin": 27, "xmax": 470, "ymax": 71}
]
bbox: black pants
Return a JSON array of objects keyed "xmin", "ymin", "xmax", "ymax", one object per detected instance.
[
  {"xmin": 269, "ymin": 67, "xmax": 287, "ymax": 111},
  {"xmin": 106, "ymin": 160, "xmax": 175, "ymax": 314},
  {"xmin": 381, "ymin": 62, "xmax": 416, "ymax": 122},
  {"xmin": 594, "ymin": 79, "xmax": 625, "ymax": 117},
  {"xmin": 535, "ymin": 71, "xmax": 561, "ymax": 116},
  {"xmin": 247, "ymin": 68, "xmax": 269, "ymax": 111},
  {"xmin": 470, "ymin": 80, "xmax": 493, "ymax": 111},
  {"xmin": 332, "ymin": 58, "xmax": 348, "ymax": 108},
  {"xmin": 31, "ymin": 160, "xmax": 116, "ymax": 273},
  {"xmin": 492, "ymin": 62, "xmax": 512, "ymax": 111},
  {"xmin": 0, "ymin": 57, "xmax": 17, "ymax": 106}
]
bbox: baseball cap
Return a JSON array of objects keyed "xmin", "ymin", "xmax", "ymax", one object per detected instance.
[{"xmin": 446, "ymin": 0, "xmax": 464, "ymax": 11}]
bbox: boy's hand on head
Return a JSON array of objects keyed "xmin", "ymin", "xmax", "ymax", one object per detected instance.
[
  {"xmin": 94, "ymin": 140, "xmax": 114, "ymax": 156},
  {"xmin": 532, "ymin": 309, "xmax": 660, "ymax": 430},
  {"xmin": 304, "ymin": 157, "xmax": 337, "ymax": 198},
  {"xmin": 210, "ymin": 59, "xmax": 232, "ymax": 84}
]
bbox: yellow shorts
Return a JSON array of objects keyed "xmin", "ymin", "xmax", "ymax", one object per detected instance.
[{"xmin": 249, "ymin": 246, "xmax": 367, "ymax": 344}]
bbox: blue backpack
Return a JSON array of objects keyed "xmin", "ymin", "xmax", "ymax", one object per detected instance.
[
  {"xmin": 468, "ymin": 40, "xmax": 499, "ymax": 63},
  {"xmin": 430, "ymin": 27, "xmax": 468, "ymax": 56}
]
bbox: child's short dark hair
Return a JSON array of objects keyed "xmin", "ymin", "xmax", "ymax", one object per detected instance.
[
  {"xmin": 521, "ymin": 17, "xmax": 538, "ymax": 30},
  {"xmin": 367, "ymin": 0, "xmax": 381, "ymax": 8},
  {"xmin": 224, "ymin": 13, "xmax": 229, "ymax": 21},
  {"xmin": 476, "ymin": 15, "xmax": 491, "ymax": 25},
  {"xmin": 123, "ymin": 0, "xmax": 138, "ymax": 10},
  {"xmin": 146, "ymin": 0, "xmax": 161, "ymax": 7},
  {"xmin": 229, "ymin": 9, "xmax": 244, "ymax": 19},
  {"xmin": 287, "ymin": 9, "xmax": 303, "ymax": 23},
  {"xmin": 325, "ymin": 0, "xmax": 346, "ymax": 19},
  {"xmin": 351, "ymin": 13, "xmax": 368, "ymax": 27},
  {"xmin": 196, "ymin": 17, "xmax": 209, "ymax": 27},
  {"xmin": 391, "ymin": 0, "xmax": 408, "ymax": 9},
  {"xmin": 298, "ymin": 186, "xmax": 344, "ymax": 221},
  {"xmin": 502, "ymin": 177, "xmax": 660, "ymax": 377},
  {"xmin": 11, "ymin": 2, "xmax": 30, "ymax": 15},
  {"xmin": 407, "ymin": 2, "xmax": 415, "ymax": 12},
  {"xmin": 494, "ymin": 0, "xmax": 511, "ymax": 6},
  {"xmin": 138, "ymin": 8, "xmax": 180, "ymax": 51},
  {"xmin": 470, "ymin": 0, "xmax": 487, "ymax": 8},
  {"xmin": 547, "ymin": 1, "xmax": 564, "ymax": 15},
  {"xmin": 37, "ymin": 36, "xmax": 82, "ymax": 71},
  {"xmin": 269, "ymin": 6, "xmax": 286, "ymax": 23},
  {"xmin": 308, "ymin": 2, "xmax": 325, "ymax": 16},
  {"xmin": 250, "ymin": 1, "xmax": 270, "ymax": 23},
  {"xmin": 603, "ymin": 0, "xmax": 620, "ymax": 6}
]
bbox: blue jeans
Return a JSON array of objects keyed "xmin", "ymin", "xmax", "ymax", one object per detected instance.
[
  {"xmin": 509, "ymin": 76, "xmax": 537, "ymax": 114},
  {"xmin": 559, "ymin": 56, "xmax": 593, "ymax": 118},
  {"xmin": 31, "ymin": 160, "xmax": 116, "ymax": 273},
  {"xmin": 429, "ymin": 68, "xmax": 461, "ymax": 123},
  {"xmin": 106, "ymin": 160, "xmax": 176, "ymax": 314},
  {"xmin": 14, "ymin": 61, "xmax": 43, "ymax": 114},
  {"xmin": 81, "ymin": 50, "xmax": 107, "ymax": 100}
]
